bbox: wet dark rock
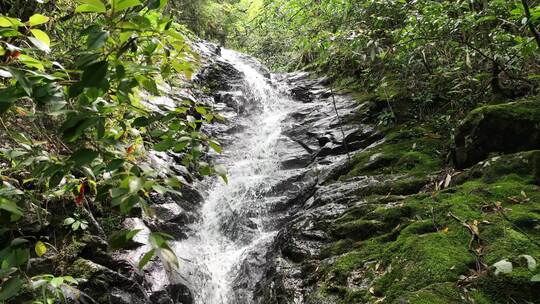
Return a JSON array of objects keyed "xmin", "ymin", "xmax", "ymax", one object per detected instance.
[
  {"xmin": 231, "ymin": 237, "xmax": 275, "ymax": 303},
  {"xmin": 148, "ymin": 185, "xmax": 203, "ymax": 228},
  {"xmin": 110, "ymin": 288, "xmax": 146, "ymax": 304},
  {"xmin": 280, "ymin": 155, "xmax": 312, "ymax": 170},
  {"xmin": 27, "ymin": 257, "xmax": 55, "ymax": 276},
  {"xmin": 213, "ymin": 91, "xmax": 247, "ymax": 113},
  {"xmin": 221, "ymin": 214, "xmax": 259, "ymax": 244},
  {"xmin": 291, "ymin": 86, "xmax": 314, "ymax": 103},
  {"xmin": 68, "ymin": 258, "xmax": 148, "ymax": 303},
  {"xmin": 149, "ymin": 283, "xmax": 194, "ymax": 304},
  {"xmin": 195, "ymin": 59, "xmax": 243, "ymax": 91},
  {"xmin": 61, "ymin": 286, "xmax": 99, "ymax": 304},
  {"xmin": 454, "ymin": 100, "xmax": 540, "ymax": 168}
]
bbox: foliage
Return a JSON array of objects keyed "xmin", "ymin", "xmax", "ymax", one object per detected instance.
[
  {"xmin": 64, "ymin": 213, "xmax": 89, "ymax": 232},
  {"xmin": 227, "ymin": 0, "xmax": 540, "ymax": 114},
  {"xmin": 0, "ymin": 0, "xmax": 222, "ymax": 301},
  {"xmin": 167, "ymin": 0, "xmax": 246, "ymax": 44}
]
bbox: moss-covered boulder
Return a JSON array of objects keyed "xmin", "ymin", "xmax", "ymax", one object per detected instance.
[
  {"xmin": 279, "ymin": 151, "xmax": 540, "ymax": 304},
  {"xmin": 454, "ymin": 100, "xmax": 540, "ymax": 168}
]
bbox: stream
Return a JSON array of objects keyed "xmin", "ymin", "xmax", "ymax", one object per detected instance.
[{"xmin": 173, "ymin": 49, "xmax": 301, "ymax": 304}]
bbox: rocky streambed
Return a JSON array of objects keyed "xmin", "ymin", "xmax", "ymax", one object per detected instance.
[{"xmin": 58, "ymin": 45, "xmax": 540, "ymax": 304}]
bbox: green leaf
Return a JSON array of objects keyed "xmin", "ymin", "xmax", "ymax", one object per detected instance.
[
  {"xmin": 0, "ymin": 268, "xmax": 17, "ymax": 279},
  {"xmin": 0, "ymin": 86, "xmax": 25, "ymax": 114},
  {"xmin": 112, "ymin": 0, "xmax": 142, "ymax": 13},
  {"xmin": 209, "ymin": 141, "xmax": 222, "ymax": 153},
  {"xmin": 199, "ymin": 164, "xmax": 211, "ymax": 176},
  {"xmin": 30, "ymin": 29, "xmax": 51, "ymax": 48},
  {"xmin": 477, "ymin": 15, "xmax": 496, "ymax": 23},
  {"xmin": 147, "ymin": 0, "xmax": 167, "ymax": 10},
  {"xmin": 0, "ymin": 68, "xmax": 11, "ymax": 78},
  {"xmin": 18, "ymin": 54, "xmax": 45, "ymax": 71},
  {"xmin": 50, "ymin": 277, "xmax": 64, "ymax": 288},
  {"xmin": 532, "ymin": 274, "xmax": 540, "ymax": 282},
  {"xmin": 154, "ymin": 139, "xmax": 174, "ymax": 152},
  {"xmin": 69, "ymin": 148, "xmax": 99, "ymax": 167},
  {"xmin": 149, "ymin": 233, "xmax": 166, "ymax": 248},
  {"xmin": 35, "ymin": 241, "xmax": 47, "ymax": 257},
  {"xmin": 11, "ymin": 238, "xmax": 29, "ymax": 246},
  {"xmin": 106, "ymin": 159, "xmax": 125, "ymax": 172},
  {"xmin": 108, "ymin": 229, "xmax": 142, "ymax": 250},
  {"xmin": 80, "ymin": 61, "xmax": 108, "ymax": 88},
  {"xmin": 215, "ymin": 164, "xmax": 228, "ymax": 184},
  {"xmin": 0, "ymin": 16, "xmax": 22, "ymax": 28},
  {"xmin": 28, "ymin": 14, "xmax": 49, "ymax": 26},
  {"xmin": 76, "ymin": 0, "xmax": 107, "ymax": 13},
  {"xmin": 132, "ymin": 116, "xmax": 150, "ymax": 127},
  {"xmin": 0, "ymin": 277, "xmax": 23, "ymax": 301},
  {"xmin": 138, "ymin": 249, "xmax": 155, "ymax": 269},
  {"xmin": 128, "ymin": 177, "xmax": 143, "ymax": 193},
  {"xmin": 158, "ymin": 248, "xmax": 178, "ymax": 269},
  {"xmin": 173, "ymin": 141, "xmax": 189, "ymax": 152},
  {"xmin": 28, "ymin": 37, "xmax": 49, "ymax": 53},
  {"xmin": 195, "ymin": 106, "xmax": 207, "ymax": 115},
  {"xmin": 0, "ymin": 198, "xmax": 23, "ymax": 216},
  {"xmin": 62, "ymin": 276, "xmax": 78, "ymax": 285},
  {"xmin": 63, "ymin": 218, "xmax": 75, "ymax": 225},
  {"xmin": 150, "ymin": 184, "xmax": 166, "ymax": 195},
  {"xmin": 214, "ymin": 164, "xmax": 227, "ymax": 176},
  {"xmin": 87, "ymin": 30, "xmax": 109, "ymax": 49},
  {"xmin": 12, "ymin": 248, "xmax": 29, "ymax": 266},
  {"xmin": 5, "ymin": 67, "xmax": 32, "ymax": 96}
]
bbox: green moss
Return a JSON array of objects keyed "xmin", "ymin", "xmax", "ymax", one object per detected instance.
[
  {"xmin": 69, "ymin": 258, "xmax": 101, "ymax": 280},
  {"xmin": 471, "ymin": 270, "xmax": 540, "ymax": 303},
  {"xmin": 325, "ymin": 251, "xmax": 366, "ymax": 284},
  {"xmin": 321, "ymin": 239, "xmax": 360, "ymax": 258},
  {"xmin": 317, "ymin": 143, "xmax": 540, "ymax": 303},
  {"xmin": 465, "ymin": 99, "xmax": 540, "ymax": 123},
  {"xmin": 454, "ymin": 99, "xmax": 540, "ymax": 168},
  {"xmin": 377, "ymin": 232, "xmax": 473, "ymax": 299},
  {"xmin": 401, "ymin": 283, "xmax": 463, "ymax": 304},
  {"xmin": 482, "ymin": 226, "xmax": 538, "ymax": 265},
  {"xmin": 335, "ymin": 205, "xmax": 375, "ymax": 223},
  {"xmin": 533, "ymin": 151, "xmax": 540, "ymax": 184},
  {"xmin": 342, "ymin": 126, "xmax": 444, "ymax": 179},
  {"xmin": 331, "ymin": 219, "xmax": 387, "ymax": 240},
  {"xmin": 55, "ymin": 236, "xmax": 87, "ymax": 273},
  {"xmin": 399, "ymin": 220, "xmax": 437, "ymax": 237}
]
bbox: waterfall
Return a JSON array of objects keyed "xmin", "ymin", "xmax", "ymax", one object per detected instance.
[{"xmin": 173, "ymin": 49, "xmax": 298, "ymax": 304}]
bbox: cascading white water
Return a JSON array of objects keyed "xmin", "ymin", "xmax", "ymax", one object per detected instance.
[{"xmin": 173, "ymin": 49, "xmax": 297, "ymax": 304}]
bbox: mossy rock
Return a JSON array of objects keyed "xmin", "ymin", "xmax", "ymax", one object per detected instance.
[
  {"xmin": 331, "ymin": 219, "xmax": 387, "ymax": 240},
  {"xmin": 343, "ymin": 126, "xmax": 444, "ymax": 179},
  {"xmin": 314, "ymin": 151, "xmax": 540, "ymax": 303},
  {"xmin": 399, "ymin": 283, "xmax": 464, "ymax": 304},
  {"xmin": 454, "ymin": 99, "xmax": 540, "ymax": 168},
  {"xmin": 69, "ymin": 258, "xmax": 146, "ymax": 303}
]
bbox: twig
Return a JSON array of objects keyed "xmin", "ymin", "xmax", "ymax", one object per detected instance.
[
  {"xmin": 330, "ymin": 87, "xmax": 351, "ymax": 163},
  {"xmin": 522, "ymin": 0, "xmax": 540, "ymax": 49},
  {"xmin": 431, "ymin": 206, "xmax": 439, "ymax": 231},
  {"xmin": 447, "ymin": 212, "xmax": 477, "ymax": 250},
  {"xmin": 80, "ymin": 198, "xmax": 106, "ymax": 239}
]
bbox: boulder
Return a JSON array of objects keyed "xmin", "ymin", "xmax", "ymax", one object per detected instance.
[
  {"xmin": 68, "ymin": 258, "xmax": 148, "ymax": 303},
  {"xmin": 454, "ymin": 100, "xmax": 540, "ymax": 168},
  {"xmin": 290, "ymin": 85, "xmax": 314, "ymax": 102},
  {"xmin": 194, "ymin": 59, "xmax": 243, "ymax": 91}
]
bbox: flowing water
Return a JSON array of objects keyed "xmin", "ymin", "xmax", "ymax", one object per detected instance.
[{"xmin": 173, "ymin": 49, "xmax": 298, "ymax": 304}]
